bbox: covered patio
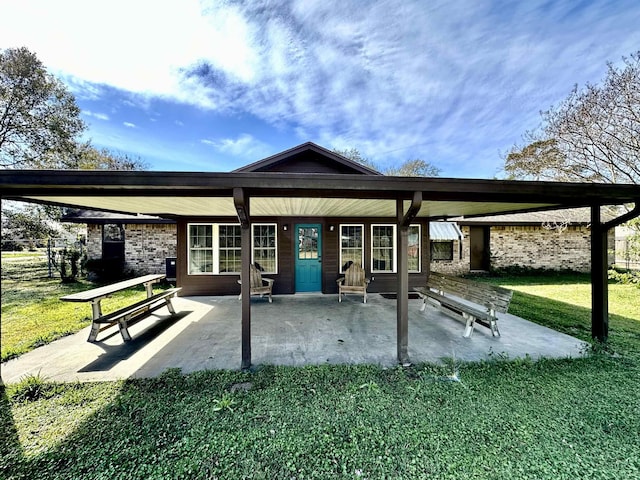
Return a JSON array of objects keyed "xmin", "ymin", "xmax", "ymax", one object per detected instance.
[
  {"xmin": 2, "ymin": 143, "xmax": 639, "ymax": 371},
  {"xmin": 1, "ymin": 293, "xmax": 586, "ymax": 383}
]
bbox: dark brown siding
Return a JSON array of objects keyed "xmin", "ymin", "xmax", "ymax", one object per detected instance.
[{"xmin": 177, "ymin": 217, "xmax": 429, "ymax": 296}]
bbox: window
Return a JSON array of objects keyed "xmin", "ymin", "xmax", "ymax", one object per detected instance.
[
  {"xmin": 189, "ymin": 224, "xmax": 214, "ymax": 274},
  {"xmin": 408, "ymin": 224, "xmax": 421, "ymax": 272},
  {"xmin": 188, "ymin": 223, "xmax": 241, "ymax": 274},
  {"xmin": 340, "ymin": 224, "xmax": 364, "ymax": 271},
  {"xmin": 218, "ymin": 225, "xmax": 242, "ymax": 273},
  {"xmin": 371, "ymin": 224, "xmax": 396, "ymax": 272},
  {"xmin": 431, "ymin": 240, "xmax": 454, "ymax": 261},
  {"xmin": 252, "ymin": 224, "xmax": 277, "ymax": 273}
]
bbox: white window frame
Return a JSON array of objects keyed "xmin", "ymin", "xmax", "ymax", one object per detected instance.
[
  {"xmin": 371, "ymin": 224, "xmax": 397, "ymax": 273},
  {"xmin": 408, "ymin": 224, "xmax": 421, "ymax": 273},
  {"xmin": 187, "ymin": 223, "xmax": 241, "ymax": 275},
  {"xmin": 251, "ymin": 223, "xmax": 278, "ymax": 274},
  {"xmin": 339, "ymin": 224, "xmax": 365, "ymax": 272}
]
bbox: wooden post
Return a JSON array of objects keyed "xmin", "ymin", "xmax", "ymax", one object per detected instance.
[
  {"xmin": 397, "ymin": 199, "xmax": 409, "ymax": 364},
  {"xmin": 234, "ymin": 188, "xmax": 252, "ymax": 370},
  {"xmin": 591, "ymin": 205, "xmax": 608, "ymax": 341},
  {"xmin": 397, "ymin": 192, "xmax": 422, "ymax": 365}
]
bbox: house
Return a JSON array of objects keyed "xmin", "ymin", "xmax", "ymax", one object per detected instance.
[
  {"xmin": 64, "ymin": 209, "xmax": 463, "ymax": 291},
  {"xmin": 61, "ymin": 209, "xmax": 177, "ymax": 277},
  {"xmin": 430, "ymin": 209, "xmax": 616, "ymax": 275},
  {"xmin": 4, "ymin": 141, "xmax": 639, "ymax": 367}
]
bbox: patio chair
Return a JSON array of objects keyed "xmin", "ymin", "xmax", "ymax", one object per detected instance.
[
  {"xmin": 337, "ymin": 263, "xmax": 370, "ymax": 303},
  {"xmin": 237, "ymin": 264, "xmax": 275, "ymax": 303}
]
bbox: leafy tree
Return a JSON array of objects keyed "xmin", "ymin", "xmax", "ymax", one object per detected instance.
[
  {"xmin": 1, "ymin": 203, "xmax": 60, "ymax": 249},
  {"xmin": 385, "ymin": 158, "xmax": 441, "ymax": 177},
  {"xmin": 505, "ymin": 51, "xmax": 640, "ymax": 184},
  {"xmin": 73, "ymin": 143, "xmax": 149, "ymax": 171},
  {"xmin": 334, "ymin": 147, "xmax": 440, "ymax": 177},
  {"xmin": 0, "ymin": 47, "xmax": 85, "ymax": 169},
  {"xmin": 505, "ymin": 52, "xmax": 640, "ymax": 243}
]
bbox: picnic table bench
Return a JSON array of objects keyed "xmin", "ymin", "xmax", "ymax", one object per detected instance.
[
  {"xmin": 414, "ymin": 271, "xmax": 512, "ymax": 337},
  {"xmin": 61, "ymin": 274, "xmax": 182, "ymax": 342}
]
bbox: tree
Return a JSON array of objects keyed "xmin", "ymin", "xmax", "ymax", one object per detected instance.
[
  {"xmin": 504, "ymin": 51, "xmax": 640, "ymax": 184},
  {"xmin": 385, "ymin": 159, "xmax": 441, "ymax": 177},
  {"xmin": 73, "ymin": 143, "xmax": 149, "ymax": 171},
  {"xmin": 1, "ymin": 47, "xmax": 86, "ymax": 169},
  {"xmin": 334, "ymin": 147, "xmax": 440, "ymax": 177}
]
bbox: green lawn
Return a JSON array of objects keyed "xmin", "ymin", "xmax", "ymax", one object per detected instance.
[
  {"xmin": 2, "ymin": 266, "xmax": 640, "ymax": 479},
  {"xmin": 474, "ymin": 272, "xmax": 640, "ymax": 356},
  {"xmin": 1, "ymin": 251, "xmax": 167, "ymax": 362}
]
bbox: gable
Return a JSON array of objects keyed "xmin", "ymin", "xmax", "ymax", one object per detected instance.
[{"xmin": 233, "ymin": 142, "xmax": 381, "ymax": 175}]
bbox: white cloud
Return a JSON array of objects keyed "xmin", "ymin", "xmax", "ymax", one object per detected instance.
[
  {"xmin": 2, "ymin": 0, "xmax": 639, "ymax": 176},
  {"xmin": 201, "ymin": 134, "xmax": 271, "ymax": 159},
  {"xmin": 123, "ymin": 122, "xmax": 136, "ymax": 128},
  {"xmin": 83, "ymin": 110, "xmax": 110, "ymax": 121}
]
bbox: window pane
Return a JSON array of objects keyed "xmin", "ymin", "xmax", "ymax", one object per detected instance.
[
  {"xmin": 190, "ymin": 225, "xmax": 212, "ymax": 248},
  {"xmin": 253, "ymin": 224, "xmax": 277, "ymax": 273},
  {"xmin": 408, "ymin": 225, "xmax": 420, "ymax": 272},
  {"xmin": 431, "ymin": 241, "xmax": 453, "ymax": 261},
  {"xmin": 372, "ymin": 225, "xmax": 394, "ymax": 272},
  {"xmin": 219, "ymin": 225, "xmax": 241, "ymax": 273},
  {"xmin": 340, "ymin": 225, "xmax": 363, "ymax": 271},
  {"xmin": 190, "ymin": 249, "xmax": 213, "ymax": 273},
  {"xmin": 298, "ymin": 227, "xmax": 319, "ymax": 259}
]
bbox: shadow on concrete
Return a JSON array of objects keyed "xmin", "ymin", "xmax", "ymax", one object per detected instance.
[{"xmin": 78, "ymin": 312, "xmax": 192, "ymax": 372}]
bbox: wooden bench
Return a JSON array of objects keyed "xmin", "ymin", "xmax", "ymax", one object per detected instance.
[
  {"xmin": 61, "ymin": 274, "xmax": 182, "ymax": 342},
  {"xmin": 414, "ymin": 272, "xmax": 512, "ymax": 337}
]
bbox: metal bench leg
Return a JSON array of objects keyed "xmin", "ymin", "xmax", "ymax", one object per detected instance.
[
  {"xmin": 118, "ymin": 318, "xmax": 133, "ymax": 342},
  {"xmin": 88, "ymin": 322, "xmax": 101, "ymax": 342},
  {"xmin": 463, "ymin": 313, "xmax": 475, "ymax": 338},
  {"xmin": 164, "ymin": 296, "xmax": 177, "ymax": 314},
  {"xmin": 87, "ymin": 300, "xmax": 103, "ymax": 342},
  {"xmin": 490, "ymin": 318, "xmax": 501, "ymax": 337},
  {"xmin": 419, "ymin": 298, "xmax": 427, "ymax": 311}
]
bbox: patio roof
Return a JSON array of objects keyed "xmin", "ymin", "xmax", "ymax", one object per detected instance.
[{"xmin": 2, "ymin": 170, "xmax": 639, "ymax": 220}]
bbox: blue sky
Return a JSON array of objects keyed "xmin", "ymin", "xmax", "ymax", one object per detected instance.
[{"xmin": 1, "ymin": 0, "xmax": 639, "ymax": 177}]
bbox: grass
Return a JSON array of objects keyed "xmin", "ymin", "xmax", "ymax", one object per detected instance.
[
  {"xmin": 2, "ymin": 263, "xmax": 640, "ymax": 479},
  {"xmin": 474, "ymin": 272, "xmax": 640, "ymax": 356},
  {"xmin": 1, "ymin": 251, "xmax": 168, "ymax": 362}
]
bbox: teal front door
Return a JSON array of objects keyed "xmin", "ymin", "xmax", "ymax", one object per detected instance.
[{"xmin": 295, "ymin": 224, "xmax": 322, "ymax": 292}]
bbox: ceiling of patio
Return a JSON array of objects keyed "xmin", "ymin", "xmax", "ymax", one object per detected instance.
[{"xmin": 22, "ymin": 195, "xmax": 556, "ymax": 219}]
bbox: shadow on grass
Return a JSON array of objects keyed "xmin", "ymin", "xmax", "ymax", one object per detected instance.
[
  {"xmin": 3, "ymin": 357, "xmax": 640, "ymax": 479},
  {"xmin": 0, "ymin": 386, "xmax": 22, "ymax": 479}
]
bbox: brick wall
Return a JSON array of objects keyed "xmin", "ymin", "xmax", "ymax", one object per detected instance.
[
  {"xmin": 86, "ymin": 224, "xmax": 102, "ymax": 259},
  {"xmin": 442, "ymin": 224, "xmax": 615, "ymax": 273},
  {"xmin": 85, "ymin": 223, "xmax": 177, "ymax": 275},
  {"xmin": 430, "ymin": 239, "xmax": 468, "ymax": 275},
  {"xmin": 124, "ymin": 224, "xmax": 177, "ymax": 275}
]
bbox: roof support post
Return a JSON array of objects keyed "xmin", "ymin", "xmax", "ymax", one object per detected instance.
[
  {"xmin": 397, "ymin": 192, "xmax": 422, "ymax": 365},
  {"xmin": 234, "ymin": 188, "xmax": 252, "ymax": 370},
  {"xmin": 591, "ymin": 205, "xmax": 608, "ymax": 341}
]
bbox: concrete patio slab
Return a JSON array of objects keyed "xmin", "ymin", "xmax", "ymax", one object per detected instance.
[{"xmin": 1, "ymin": 294, "xmax": 587, "ymax": 384}]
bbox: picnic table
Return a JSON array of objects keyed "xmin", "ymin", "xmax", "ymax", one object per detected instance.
[{"xmin": 61, "ymin": 274, "xmax": 181, "ymax": 342}]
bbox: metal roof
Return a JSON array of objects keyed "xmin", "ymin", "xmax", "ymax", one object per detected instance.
[{"xmin": 430, "ymin": 222, "xmax": 462, "ymax": 240}]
